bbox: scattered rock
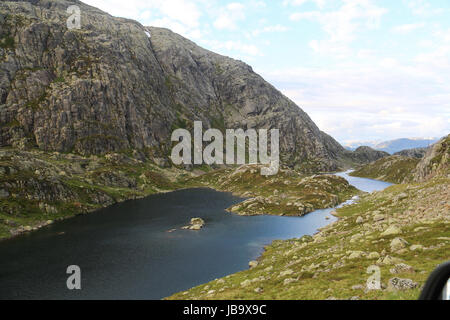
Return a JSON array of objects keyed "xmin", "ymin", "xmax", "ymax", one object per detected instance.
[
  {"xmin": 390, "ymin": 237, "xmax": 408, "ymax": 251},
  {"xmin": 240, "ymin": 280, "xmax": 251, "ymax": 287},
  {"xmin": 367, "ymin": 252, "xmax": 380, "ymax": 259},
  {"xmin": 283, "ymin": 278, "xmax": 297, "ymax": 285},
  {"xmin": 381, "ymin": 225, "xmax": 402, "ymax": 236},
  {"xmin": 410, "ymin": 244, "xmax": 424, "ymax": 251},
  {"xmin": 395, "ymin": 193, "xmax": 408, "ymax": 201},
  {"xmin": 348, "ymin": 251, "xmax": 365, "ymax": 259},
  {"xmin": 280, "ymin": 269, "xmax": 294, "ymax": 277},
  {"xmin": 387, "ymin": 277, "xmax": 418, "ymax": 291},
  {"xmin": 377, "ymin": 255, "xmax": 402, "ymax": 265},
  {"xmin": 373, "ymin": 214, "xmax": 385, "ymax": 222},
  {"xmin": 249, "ymin": 260, "xmax": 259, "ymax": 268},
  {"xmin": 390, "ymin": 263, "xmax": 415, "ymax": 274}
]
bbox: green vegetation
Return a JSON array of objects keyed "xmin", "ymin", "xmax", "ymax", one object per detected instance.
[
  {"xmin": 25, "ymin": 91, "xmax": 48, "ymax": 109},
  {"xmin": 0, "ymin": 35, "xmax": 15, "ymax": 49},
  {"xmin": 53, "ymin": 75, "xmax": 65, "ymax": 83},
  {"xmin": 186, "ymin": 165, "xmax": 360, "ymax": 216},
  {"xmin": 350, "ymin": 155, "xmax": 419, "ymax": 184}
]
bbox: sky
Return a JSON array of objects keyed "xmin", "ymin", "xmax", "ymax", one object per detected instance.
[{"xmin": 82, "ymin": 0, "xmax": 450, "ymax": 145}]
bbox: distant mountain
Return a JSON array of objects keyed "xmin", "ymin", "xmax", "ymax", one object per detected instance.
[
  {"xmin": 345, "ymin": 138, "xmax": 439, "ymax": 154},
  {"xmin": 374, "ymin": 138, "xmax": 438, "ymax": 154}
]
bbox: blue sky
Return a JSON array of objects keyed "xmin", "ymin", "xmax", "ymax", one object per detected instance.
[{"xmin": 83, "ymin": 0, "xmax": 450, "ymax": 145}]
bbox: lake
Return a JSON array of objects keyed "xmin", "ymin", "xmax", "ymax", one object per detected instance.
[{"xmin": 0, "ymin": 171, "xmax": 392, "ymax": 299}]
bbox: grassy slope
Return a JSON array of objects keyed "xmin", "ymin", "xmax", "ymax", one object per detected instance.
[
  {"xmin": 350, "ymin": 155, "xmax": 419, "ymax": 184},
  {"xmin": 168, "ymin": 176, "xmax": 449, "ymax": 300}
]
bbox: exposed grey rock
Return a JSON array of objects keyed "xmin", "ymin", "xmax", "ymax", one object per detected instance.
[
  {"xmin": 390, "ymin": 263, "xmax": 415, "ymax": 274},
  {"xmin": 387, "ymin": 277, "xmax": 418, "ymax": 291},
  {"xmin": 394, "ymin": 147, "xmax": 428, "ymax": 158},
  {"xmin": 390, "ymin": 237, "xmax": 408, "ymax": 251},
  {"xmin": 412, "ymin": 135, "xmax": 449, "ymax": 182},
  {"xmin": 182, "ymin": 217, "xmax": 205, "ymax": 230},
  {"xmin": 350, "ymin": 146, "xmax": 389, "ymax": 163}
]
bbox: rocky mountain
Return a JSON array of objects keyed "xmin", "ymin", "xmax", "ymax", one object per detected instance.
[
  {"xmin": 348, "ymin": 146, "xmax": 389, "ymax": 164},
  {"xmin": 412, "ymin": 134, "xmax": 449, "ymax": 182},
  {"xmin": 0, "ymin": 0, "xmax": 366, "ymax": 172},
  {"xmin": 393, "ymin": 147, "xmax": 428, "ymax": 158}
]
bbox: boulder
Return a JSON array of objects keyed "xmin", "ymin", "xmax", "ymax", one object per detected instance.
[
  {"xmin": 367, "ymin": 252, "xmax": 380, "ymax": 259},
  {"xmin": 283, "ymin": 278, "xmax": 297, "ymax": 285},
  {"xmin": 387, "ymin": 277, "xmax": 418, "ymax": 291},
  {"xmin": 390, "ymin": 263, "xmax": 415, "ymax": 274},
  {"xmin": 390, "ymin": 237, "xmax": 408, "ymax": 251},
  {"xmin": 381, "ymin": 225, "xmax": 402, "ymax": 236},
  {"xmin": 182, "ymin": 217, "xmax": 205, "ymax": 230},
  {"xmin": 377, "ymin": 255, "xmax": 402, "ymax": 265},
  {"xmin": 410, "ymin": 244, "xmax": 424, "ymax": 251},
  {"xmin": 348, "ymin": 251, "xmax": 365, "ymax": 259}
]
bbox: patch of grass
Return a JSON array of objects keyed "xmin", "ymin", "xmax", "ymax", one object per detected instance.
[
  {"xmin": 0, "ymin": 35, "xmax": 15, "ymax": 49},
  {"xmin": 350, "ymin": 155, "xmax": 419, "ymax": 183}
]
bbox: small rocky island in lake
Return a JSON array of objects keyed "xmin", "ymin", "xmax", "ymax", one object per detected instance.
[{"xmin": 182, "ymin": 218, "xmax": 205, "ymax": 231}]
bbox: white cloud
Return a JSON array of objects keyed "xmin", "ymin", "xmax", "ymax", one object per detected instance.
[
  {"xmin": 404, "ymin": 0, "xmax": 445, "ymax": 16},
  {"xmin": 251, "ymin": 24, "xmax": 289, "ymax": 36},
  {"xmin": 261, "ymin": 56, "xmax": 450, "ymax": 141},
  {"xmin": 289, "ymin": 0, "xmax": 388, "ymax": 57},
  {"xmin": 392, "ymin": 23, "xmax": 425, "ymax": 34},
  {"xmin": 213, "ymin": 2, "xmax": 245, "ymax": 30},
  {"xmin": 207, "ymin": 40, "xmax": 263, "ymax": 57},
  {"xmin": 83, "ymin": 0, "xmax": 203, "ymax": 39},
  {"xmin": 283, "ymin": 0, "xmax": 328, "ymax": 8}
]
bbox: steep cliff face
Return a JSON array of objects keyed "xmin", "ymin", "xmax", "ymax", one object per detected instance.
[
  {"xmin": 0, "ymin": 0, "xmax": 350, "ymax": 172},
  {"xmin": 412, "ymin": 135, "xmax": 449, "ymax": 182}
]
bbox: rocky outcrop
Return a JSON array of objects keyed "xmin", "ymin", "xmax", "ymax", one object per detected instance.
[
  {"xmin": 412, "ymin": 135, "xmax": 449, "ymax": 182},
  {"xmin": 394, "ymin": 147, "xmax": 428, "ymax": 158},
  {"xmin": 0, "ymin": 0, "xmax": 360, "ymax": 172},
  {"xmin": 182, "ymin": 217, "xmax": 205, "ymax": 230},
  {"xmin": 193, "ymin": 164, "xmax": 359, "ymax": 216},
  {"xmin": 348, "ymin": 146, "xmax": 389, "ymax": 164}
]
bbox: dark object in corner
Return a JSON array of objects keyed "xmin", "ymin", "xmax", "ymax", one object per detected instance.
[{"xmin": 419, "ymin": 261, "xmax": 450, "ymax": 300}]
